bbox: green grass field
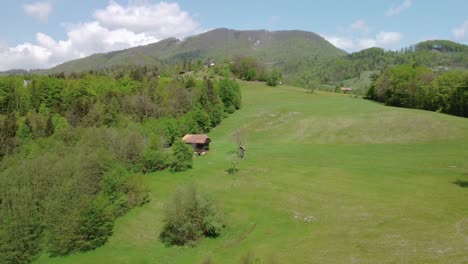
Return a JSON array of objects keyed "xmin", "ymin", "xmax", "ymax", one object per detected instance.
[{"xmin": 35, "ymin": 82, "xmax": 468, "ymax": 264}]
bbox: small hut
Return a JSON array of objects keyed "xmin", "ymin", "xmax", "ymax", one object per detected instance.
[
  {"xmin": 182, "ymin": 134, "xmax": 211, "ymax": 154},
  {"xmin": 340, "ymin": 87, "xmax": 353, "ymax": 93}
]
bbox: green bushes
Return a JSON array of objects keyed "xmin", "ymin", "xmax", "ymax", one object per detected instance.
[
  {"xmin": 170, "ymin": 139, "xmax": 193, "ymax": 172},
  {"xmin": 230, "ymin": 56, "xmax": 266, "ymax": 81},
  {"xmin": 160, "ymin": 184, "xmax": 224, "ymax": 246},
  {"xmin": 141, "ymin": 148, "xmax": 169, "ymax": 173},
  {"xmin": 218, "ymin": 78, "xmax": 241, "ymax": 113},
  {"xmin": 266, "ymin": 70, "xmax": 282, "ymax": 87},
  {"xmin": 0, "ymin": 128, "xmax": 149, "ymax": 261}
]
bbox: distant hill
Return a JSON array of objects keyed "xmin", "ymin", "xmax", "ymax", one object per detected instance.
[
  {"xmin": 288, "ymin": 40, "xmax": 468, "ymax": 89},
  {"xmin": 46, "ymin": 28, "xmax": 347, "ymax": 74},
  {"xmin": 0, "ymin": 69, "xmax": 45, "ymax": 76},
  {"xmin": 414, "ymin": 40, "xmax": 468, "ymax": 52}
]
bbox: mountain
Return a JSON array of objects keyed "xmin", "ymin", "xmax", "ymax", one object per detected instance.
[
  {"xmin": 414, "ymin": 40, "xmax": 468, "ymax": 52},
  {"xmin": 46, "ymin": 28, "xmax": 347, "ymax": 74},
  {"xmin": 0, "ymin": 69, "xmax": 45, "ymax": 76}
]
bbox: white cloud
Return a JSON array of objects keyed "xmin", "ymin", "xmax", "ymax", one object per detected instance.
[
  {"xmin": 376, "ymin": 31, "xmax": 403, "ymax": 46},
  {"xmin": 94, "ymin": 1, "xmax": 200, "ymax": 40},
  {"xmin": 0, "ymin": 1, "xmax": 201, "ymax": 71},
  {"xmin": 386, "ymin": 0, "xmax": 412, "ymax": 17},
  {"xmin": 23, "ymin": 1, "xmax": 53, "ymax": 22},
  {"xmin": 452, "ymin": 20, "xmax": 468, "ymax": 41},
  {"xmin": 323, "ymin": 31, "xmax": 404, "ymax": 52},
  {"xmin": 350, "ymin": 19, "xmax": 369, "ymax": 33}
]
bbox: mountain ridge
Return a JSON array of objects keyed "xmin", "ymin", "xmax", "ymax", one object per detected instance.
[{"xmin": 45, "ymin": 28, "xmax": 347, "ymax": 74}]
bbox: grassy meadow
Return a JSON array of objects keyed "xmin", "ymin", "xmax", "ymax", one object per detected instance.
[{"xmin": 35, "ymin": 81, "xmax": 468, "ymax": 263}]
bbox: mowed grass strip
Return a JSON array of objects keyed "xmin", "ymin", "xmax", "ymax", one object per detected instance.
[{"xmin": 35, "ymin": 81, "xmax": 468, "ymax": 264}]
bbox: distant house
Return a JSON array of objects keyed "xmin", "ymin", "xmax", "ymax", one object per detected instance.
[
  {"xmin": 432, "ymin": 44, "xmax": 443, "ymax": 51},
  {"xmin": 182, "ymin": 134, "xmax": 211, "ymax": 154},
  {"xmin": 340, "ymin": 87, "xmax": 353, "ymax": 93},
  {"xmin": 204, "ymin": 59, "xmax": 216, "ymax": 68}
]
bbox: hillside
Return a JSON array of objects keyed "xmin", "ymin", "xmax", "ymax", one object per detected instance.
[
  {"xmin": 289, "ymin": 41, "xmax": 468, "ymax": 90},
  {"xmin": 34, "ymin": 82, "xmax": 468, "ymax": 263},
  {"xmin": 47, "ymin": 28, "xmax": 346, "ymax": 74}
]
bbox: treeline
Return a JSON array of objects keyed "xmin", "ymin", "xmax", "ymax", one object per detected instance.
[
  {"xmin": 0, "ymin": 70, "xmax": 241, "ymax": 263},
  {"xmin": 365, "ymin": 64, "xmax": 468, "ymax": 117},
  {"xmin": 229, "ymin": 56, "xmax": 282, "ymax": 86},
  {"xmin": 283, "ymin": 41, "xmax": 468, "ymax": 87}
]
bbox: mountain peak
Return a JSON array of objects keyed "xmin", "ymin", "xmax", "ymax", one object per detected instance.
[{"xmin": 47, "ymin": 29, "xmax": 346, "ymax": 74}]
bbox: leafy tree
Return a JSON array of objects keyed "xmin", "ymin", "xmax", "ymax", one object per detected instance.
[
  {"xmin": 199, "ymin": 79, "xmax": 224, "ymax": 126},
  {"xmin": 218, "ymin": 78, "xmax": 241, "ymax": 113},
  {"xmin": 141, "ymin": 148, "xmax": 169, "ymax": 173},
  {"xmin": 0, "ymin": 112, "xmax": 18, "ymax": 158},
  {"xmin": 160, "ymin": 184, "xmax": 223, "ymax": 245},
  {"xmin": 75, "ymin": 196, "xmax": 113, "ymax": 251},
  {"xmin": 103, "ymin": 97, "xmax": 120, "ymax": 126},
  {"xmin": 230, "ymin": 56, "xmax": 265, "ymax": 81},
  {"xmin": 170, "ymin": 139, "xmax": 193, "ymax": 172},
  {"xmin": 184, "ymin": 75, "xmax": 196, "ymax": 89},
  {"xmin": 191, "ymin": 107, "xmax": 212, "ymax": 133},
  {"xmin": 266, "ymin": 70, "xmax": 282, "ymax": 86}
]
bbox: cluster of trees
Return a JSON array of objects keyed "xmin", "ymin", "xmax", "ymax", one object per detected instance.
[
  {"xmin": 280, "ymin": 41, "xmax": 468, "ymax": 89},
  {"xmin": 229, "ymin": 56, "xmax": 282, "ymax": 86},
  {"xmin": 0, "ymin": 69, "xmax": 241, "ymax": 263},
  {"xmin": 160, "ymin": 184, "xmax": 223, "ymax": 246},
  {"xmin": 366, "ymin": 64, "xmax": 468, "ymax": 117},
  {"xmin": 230, "ymin": 56, "xmax": 266, "ymax": 81}
]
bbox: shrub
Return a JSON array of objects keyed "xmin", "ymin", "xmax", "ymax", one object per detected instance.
[
  {"xmin": 218, "ymin": 78, "xmax": 241, "ymax": 113},
  {"xmin": 141, "ymin": 148, "xmax": 169, "ymax": 173},
  {"xmin": 266, "ymin": 70, "xmax": 282, "ymax": 87},
  {"xmin": 160, "ymin": 184, "xmax": 224, "ymax": 246},
  {"xmin": 170, "ymin": 139, "xmax": 193, "ymax": 172}
]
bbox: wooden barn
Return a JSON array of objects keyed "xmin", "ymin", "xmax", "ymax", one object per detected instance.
[
  {"xmin": 182, "ymin": 134, "xmax": 211, "ymax": 154},
  {"xmin": 340, "ymin": 87, "xmax": 353, "ymax": 93}
]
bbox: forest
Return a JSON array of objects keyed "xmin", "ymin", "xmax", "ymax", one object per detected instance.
[
  {"xmin": 366, "ymin": 65, "xmax": 468, "ymax": 117},
  {"xmin": 0, "ymin": 67, "xmax": 241, "ymax": 263}
]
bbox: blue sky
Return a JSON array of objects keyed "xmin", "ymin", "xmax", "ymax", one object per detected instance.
[{"xmin": 0, "ymin": 0, "xmax": 467, "ymax": 70}]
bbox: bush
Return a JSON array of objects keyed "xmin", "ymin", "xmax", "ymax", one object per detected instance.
[
  {"xmin": 141, "ymin": 148, "xmax": 169, "ymax": 173},
  {"xmin": 170, "ymin": 139, "xmax": 193, "ymax": 172},
  {"xmin": 266, "ymin": 70, "xmax": 282, "ymax": 87},
  {"xmin": 160, "ymin": 184, "xmax": 224, "ymax": 246},
  {"xmin": 218, "ymin": 78, "xmax": 241, "ymax": 113}
]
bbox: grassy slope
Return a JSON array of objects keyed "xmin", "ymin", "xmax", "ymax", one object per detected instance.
[
  {"xmin": 343, "ymin": 70, "xmax": 378, "ymax": 94},
  {"xmin": 35, "ymin": 82, "xmax": 468, "ymax": 264}
]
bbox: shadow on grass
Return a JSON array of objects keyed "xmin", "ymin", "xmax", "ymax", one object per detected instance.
[
  {"xmin": 453, "ymin": 180, "xmax": 468, "ymax": 188},
  {"xmin": 226, "ymin": 168, "xmax": 239, "ymax": 174}
]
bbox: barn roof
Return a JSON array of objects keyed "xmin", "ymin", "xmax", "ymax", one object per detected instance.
[
  {"xmin": 182, "ymin": 134, "xmax": 211, "ymax": 144},
  {"xmin": 340, "ymin": 87, "xmax": 353, "ymax": 91}
]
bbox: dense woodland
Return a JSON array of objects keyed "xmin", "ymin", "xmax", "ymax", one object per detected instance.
[
  {"xmin": 0, "ymin": 68, "xmax": 241, "ymax": 263},
  {"xmin": 366, "ymin": 65, "xmax": 468, "ymax": 117}
]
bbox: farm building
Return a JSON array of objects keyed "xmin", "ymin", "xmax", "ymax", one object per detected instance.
[
  {"xmin": 182, "ymin": 134, "xmax": 211, "ymax": 154},
  {"xmin": 340, "ymin": 87, "xmax": 353, "ymax": 93}
]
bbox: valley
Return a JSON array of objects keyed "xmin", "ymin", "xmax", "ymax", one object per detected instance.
[{"xmin": 34, "ymin": 82, "xmax": 468, "ymax": 263}]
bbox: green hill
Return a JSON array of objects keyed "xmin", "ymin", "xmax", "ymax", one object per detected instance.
[
  {"xmin": 289, "ymin": 41, "xmax": 468, "ymax": 90},
  {"xmin": 415, "ymin": 40, "xmax": 468, "ymax": 52},
  {"xmin": 47, "ymin": 28, "xmax": 346, "ymax": 74},
  {"xmin": 34, "ymin": 82, "xmax": 468, "ymax": 263}
]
